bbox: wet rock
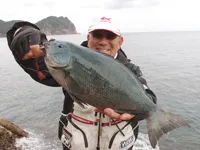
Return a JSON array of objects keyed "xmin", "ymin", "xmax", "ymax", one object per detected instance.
[{"xmin": 0, "ymin": 120, "xmax": 28, "ymax": 150}]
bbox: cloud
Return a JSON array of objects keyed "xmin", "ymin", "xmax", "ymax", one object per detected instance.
[
  {"xmin": 0, "ymin": 0, "xmax": 200, "ymax": 32},
  {"xmin": 79, "ymin": 0, "xmax": 159, "ymax": 9},
  {"xmin": 105, "ymin": 0, "xmax": 160, "ymax": 9},
  {"xmin": 23, "ymin": 1, "xmax": 56, "ymax": 8}
]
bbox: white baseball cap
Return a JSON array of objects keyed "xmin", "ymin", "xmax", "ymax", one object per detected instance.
[{"xmin": 88, "ymin": 16, "xmax": 121, "ymax": 36}]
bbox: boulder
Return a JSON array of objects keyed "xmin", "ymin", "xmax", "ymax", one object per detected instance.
[{"xmin": 0, "ymin": 119, "xmax": 28, "ymax": 150}]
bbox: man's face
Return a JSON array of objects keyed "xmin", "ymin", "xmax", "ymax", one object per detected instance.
[{"xmin": 87, "ymin": 30, "xmax": 124, "ymax": 57}]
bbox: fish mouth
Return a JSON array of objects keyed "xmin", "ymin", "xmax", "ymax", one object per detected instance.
[
  {"xmin": 43, "ymin": 40, "xmax": 56, "ymax": 56},
  {"xmin": 43, "ymin": 39, "xmax": 55, "ymax": 50},
  {"xmin": 43, "ymin": 41, "xmax": 50, "ymax": 53}
]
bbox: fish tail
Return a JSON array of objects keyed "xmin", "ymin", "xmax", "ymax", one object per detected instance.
[{"xmin": 146, "ymin": 109, "xmax": 190, "ymax": 148}]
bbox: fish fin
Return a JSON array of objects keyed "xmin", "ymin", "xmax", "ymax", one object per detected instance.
[
  {"xmin": 114, "ymin": 109, "xmax": 143, "ymax": 115},
  {"xmin": 114, "ymin": 109, "xmax": 136, "ymax": 114},
  {"xmin": 65, "ymin": 76, "xmax": 88, "ymax": 108},
  {"xmin": 65, "ymin": 75, "xmax": 83, "ymax": 94},
  {"xmin": 147, "ymin": 109, "xmax": 190, "ymax": 148},
  {"xmin": 69, "ymin": 93, "xmax": 87, "ymax": 108}
]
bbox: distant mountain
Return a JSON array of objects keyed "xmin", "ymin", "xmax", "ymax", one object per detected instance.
[
  {"xmin": 0, "ymin": 19, "xmax": 22, "ymax": 37},
  {"xmin": 36, "ymin": 16, "xmax": 77, "ymax": 35},
  {"xmin": 0, "ymin": 16, "xmax": 77, "ymax": 37}
]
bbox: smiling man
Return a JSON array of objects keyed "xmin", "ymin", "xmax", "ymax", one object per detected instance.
[
  {"xmin": 6, "ymin": 16, "xmax": 157, "ymax": 150},
  {"xmin": 87, "ymin": 17, "xmax": 123, "ymax": 57}
]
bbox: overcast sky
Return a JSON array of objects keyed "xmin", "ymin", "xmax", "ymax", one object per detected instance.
[{"xmin": 1, "ymin": 0, "xmax": 200, "ymax": 33}]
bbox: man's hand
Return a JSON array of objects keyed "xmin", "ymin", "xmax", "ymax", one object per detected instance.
[
  {"xmin": 23, "ymin": 44, "xmax": 44, "ymax": 60},
  {"xmin": 95, "ymin": 108, "xmax": 135, "ymax": 120},
  {"xmin": 9, "ymin": 27, "xmax": 47, "ymax": 60}
]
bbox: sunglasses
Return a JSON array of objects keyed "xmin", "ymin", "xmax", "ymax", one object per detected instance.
[{"xmin": 90, "ymin": 30, "xmax": 118, "ymax": 40}]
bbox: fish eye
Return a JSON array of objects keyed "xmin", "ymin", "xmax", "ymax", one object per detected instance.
[{"xmin": 58, "ymin": 44, "xmax": 64, "ymax": 48}]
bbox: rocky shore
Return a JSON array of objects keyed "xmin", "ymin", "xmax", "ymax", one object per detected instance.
[{"xmin": 0, "ymin": 120, "xmax": 28, "ymax": 150}]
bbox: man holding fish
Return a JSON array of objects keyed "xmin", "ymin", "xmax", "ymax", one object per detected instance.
[{"xmin": 6, "ymin": 16, "xmax": 160, "ymax": 150}]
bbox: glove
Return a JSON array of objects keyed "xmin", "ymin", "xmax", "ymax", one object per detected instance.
[{"xmin": 10, "ymin": 27, "xmax": 47, "ymax": 60}]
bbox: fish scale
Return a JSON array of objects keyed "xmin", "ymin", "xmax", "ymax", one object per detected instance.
[{"xmin": 44, "ymin": 40, "xmax": 190, "ymax": 148}]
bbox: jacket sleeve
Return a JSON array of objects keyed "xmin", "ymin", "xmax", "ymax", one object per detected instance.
[
  {"xmin": 118, "ymin": 48, "xmax": 157, "ymax": 121},
  {"xmin": 129, "ymin": 63, "xmax": 157, "ymax": 104},
  {"xmin": 117, "ymin": 49, "xmax": 157, "ymax": 104},
  {"xmin": 6, "ymin": 21, "xmax": 60, "ymax": 87},
  {"xmin": 128, "ymin": 63, "xmax": 157, "ymax": 121}
]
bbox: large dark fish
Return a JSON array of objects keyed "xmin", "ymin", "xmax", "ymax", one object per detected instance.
[{"xmin": 44, "ymin": 40, "xmax": 189, "ymax": 148}]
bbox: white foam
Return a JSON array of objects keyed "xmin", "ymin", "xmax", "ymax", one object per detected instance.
[
  {"xmin": 15, "ymin": 130, "xmax": 61, "ymax": 150},
  {"xmin": 15, "ymin": 130, "xmax": 159, "ymax": 150},
  {"xmin": 133, "ymin": 133, "xmax": 160, "ymax": 150}
]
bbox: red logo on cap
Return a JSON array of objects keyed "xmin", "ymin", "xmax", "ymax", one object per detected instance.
[{"xmin": 100, "ymin": 17, "xmax": 111, "ymax": 23}]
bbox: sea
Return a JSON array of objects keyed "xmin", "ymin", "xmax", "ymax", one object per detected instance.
[{"xmin": 0, "ymin": 31, "xmax": 200, "ymax": 150}]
